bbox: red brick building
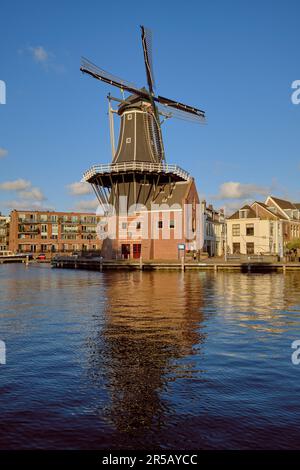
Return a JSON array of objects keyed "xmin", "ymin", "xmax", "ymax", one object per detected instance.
[
  {"xmin": 9, "ymin": 210, "xmax": 101, "ymax": 255},
  {"xmin": 98, "ymin": 178, "xmax": 201, "ymax": 260}
]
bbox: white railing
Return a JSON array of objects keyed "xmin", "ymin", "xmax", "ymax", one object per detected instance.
[{"xmin": 82, "ymin": 161, "xmax": 190, "ymax": 182}]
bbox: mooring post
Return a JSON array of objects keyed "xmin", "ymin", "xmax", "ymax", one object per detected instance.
[
  {"xmin": 25, "ymin": 255, "xmax": 29, "ymax": 267},
  {"xmin": 214, "ymin": 264, "xmax": 218, "ymax": 272},
  {"xmin": 100, "ymin": 257, "xmax": 103, "ymax": 272},
  {"xmin": 139, "ymin": 256, "xmax": 143, "ymax": 270},
  {"xmin": 283, "ymin": 264, "xmax": 286, "ymax": 274},
  {"xmin": 181, "ymin": 256, "xmax": 185, "ymax": 272}
]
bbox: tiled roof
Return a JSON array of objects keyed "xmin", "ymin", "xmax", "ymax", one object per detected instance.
[
  {"xmin": 269, "ymin": 196, "xmax": 296, "ymax": 210},
  {"xmin": 228, "ymin": 205, "xmax": 257, "ymax": 219},
  {"xmin": 251, "ymin": 201, "xmax": 281, "ymax": 219}
]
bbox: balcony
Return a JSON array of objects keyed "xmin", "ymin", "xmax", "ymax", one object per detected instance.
[
  {"xmin": 18, "ymin": 219, "xmax": 38, "ymax": 224},
  {"xmin": 18, "ymin": 227, "xmax": 40, "ymax": 234},
  {"xmin": 83, "ymin": 161, "xmax": 190, "ymax": 184}
]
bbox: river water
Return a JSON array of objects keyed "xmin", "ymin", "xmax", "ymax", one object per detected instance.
[{"xmin": 0, "ymin": 264, "xmax": 300, "ymax": 449}]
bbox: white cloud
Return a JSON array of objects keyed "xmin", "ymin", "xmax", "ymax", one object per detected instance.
[
  {"xmin": 0, "ymin": 148, "xmax": 8, "ymax": 158},
  {"xmin": 222, "ymin": 200, "xmax": 250, "ymax": 216},
  {"xmin": 29, "ymin": 46, "xmax": 48, "ymax": 63},
  {"xmin": 0, "ymin": 179, "xmax": 31, "ymax": 191},
  {"xmin": 0, "ymin": 179, "xmax": 48, "ymax": 211},
  {"xmin": 19, "ymin": 187, "xmax": 45, "ymax": 201},
  {"xmin": 67, "ymin": 181, "xmax": 92, "ymax": 196},
  {"xmin": 216, "ymin": 182, "xmax": 270, "ymax": 200},
  {"xmin": 19, "ymin": 45, "xmax": 65, "ymax": 73},
  {"xmin": 4, "ymin": 200, "xmax": 54, "ymax": 211},
  {"xmin": 74, "ymin": 198, "xmax": 99, "ymax": 212}
]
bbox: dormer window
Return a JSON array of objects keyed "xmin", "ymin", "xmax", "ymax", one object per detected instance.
[{"xmin": 239, "ymin": 209, "xmax": 249, "ymax": 218}]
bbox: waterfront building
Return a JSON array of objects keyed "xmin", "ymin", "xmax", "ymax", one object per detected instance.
[
  {"xmin": 9, "ymin": 210, "xmax": 101, "ymax": 255},
  {"xmin": 90, "ymin": 167, "xmax": 201, "ymax": 260},
  {"xmin": 226, "ymin": 196, "xmax": 300, "ymax": 256},
  {"xmin": 202, "ymin": 201, "xmax": 226, "ymax": 257},
  {"xmin": 265, "ymin": 196, "xmax": 300, "ymax": 243},
  {"xmin": 80, "ymin": 26, "xmax": 205, "ymax": 261},
  {"xmin": 0, "ymin": 213, "xmax": 10, "ymax": 252}
]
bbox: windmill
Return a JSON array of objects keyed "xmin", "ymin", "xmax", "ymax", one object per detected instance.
[
  {"xmin": 80, "ymin": 25, "xmax": 205, "ymax": 259},
  {"xmin": 81, "ymin": 26, "xmax": 205, "ymax": 166}
]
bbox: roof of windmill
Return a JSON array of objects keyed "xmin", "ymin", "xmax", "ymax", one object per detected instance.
[{"xmin": 118, "ymin": 88, "xmax": 150, "ymax": 114}]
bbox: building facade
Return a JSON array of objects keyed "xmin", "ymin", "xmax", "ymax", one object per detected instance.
[
  {"xmin": 226, "ymin": 196, "xmax": 300, "ymax": 257},
  {"xmin": 0, "ymin": 214, "xmax": 10, "ymax": 252},
  {"xmin": 202, "ymin": 201, "xmax": 226, "ymax": 257},
  {"xmin": 9, "ymin": 210, "xmax": 102, "ymax": 255},
  {"xmin": 227, "ymin": 204, "xmax": 283, "ymax": 256},
  {"xmin": 265, "ymin": 196, "xmax": 300, "ymax": 245},
  {"xmin": 98, "ymin": 179, "xmax": 201, "ymax": 260}
]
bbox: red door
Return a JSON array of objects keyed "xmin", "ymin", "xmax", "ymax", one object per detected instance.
[{"xmin": 133, "ymin": 244, "xmax": 141, "ymax": 259}]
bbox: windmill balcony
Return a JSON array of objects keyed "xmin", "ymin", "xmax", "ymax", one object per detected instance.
[{"xmin": 82, "ymin": 161, "xmax": 190, "ymax": 184}]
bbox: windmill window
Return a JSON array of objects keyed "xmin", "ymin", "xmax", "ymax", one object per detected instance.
[
  {"xmin": 127, "ymin": 114, "xmax": 132, "ymax": 120},
  {"xmin": 126, "ymin": 137, "xmax": 131, "ymax": 144}
]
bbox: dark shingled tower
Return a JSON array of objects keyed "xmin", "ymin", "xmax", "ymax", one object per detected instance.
[{"xmin": 114, "ymin": 90, "xmax": 164, "ymax": 165}]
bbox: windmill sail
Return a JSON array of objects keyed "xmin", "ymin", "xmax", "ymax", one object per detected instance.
[
  {"xmin": 141, "ymin": 26, "xmax": 156, "ymax": 93},
  {"xmin": 156, "ymin": 95, "xmax": 205, "ymax": 122},
  {"xmin": 157, "ymin": 101, "xmax": 206, "ymax": 123},
  {"xmin": 80, "ymin": 57, "xmax": 147, "ymax": 98}
]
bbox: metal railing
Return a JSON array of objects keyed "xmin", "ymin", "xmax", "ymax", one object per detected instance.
[{"xmin": 83, "ymin": 161, "xmax": 190, "ymax": 182}]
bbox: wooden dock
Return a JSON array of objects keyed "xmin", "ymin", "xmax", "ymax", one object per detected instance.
[
  {"xmin": 0, "ymin": 254, "xmax": 31, "ymax": 264},
  {"xmin": 51, "ymin": 256, "xmax": 300, "ymax": 273}
]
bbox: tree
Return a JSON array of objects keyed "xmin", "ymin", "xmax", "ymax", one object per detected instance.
[{"xmin": 286, "ymin": 239, "xmax": 300, "ymax": 250}]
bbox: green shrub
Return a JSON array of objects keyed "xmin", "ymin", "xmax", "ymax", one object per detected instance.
[{"xmin": 286, "ymin": 239, "xmax": 300, "ymax": 250}]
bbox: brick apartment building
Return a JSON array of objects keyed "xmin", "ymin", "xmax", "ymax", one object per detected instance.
[
  {"xmin": 0, "ymin": 213, "xmax": 10, "ymax": 252},
  {"xmin": 9, "ymin": 210, "xmax": 102, "ymax": 255}
]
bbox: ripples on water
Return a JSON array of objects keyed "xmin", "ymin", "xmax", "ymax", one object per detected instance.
[{"xmin": 1, "ymin": 264, "xmax": 300, "ymax": 449}]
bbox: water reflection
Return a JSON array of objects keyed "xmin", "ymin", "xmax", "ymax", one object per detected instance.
[
  {"xmin": 86, "ymin": 271, "xmax": 206, "ymax": 435},
  {"xmin": 211, "ymin": 272, "xmax": 300, "ymax": 333},
  {"xmin": 2, "ymin": 266, "xmax": 300, "ymax": 449}
]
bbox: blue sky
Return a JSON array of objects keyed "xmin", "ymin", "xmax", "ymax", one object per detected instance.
[{"xmin": 0, "ymin": 0, "xmax": 299, "ymax": 214}]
